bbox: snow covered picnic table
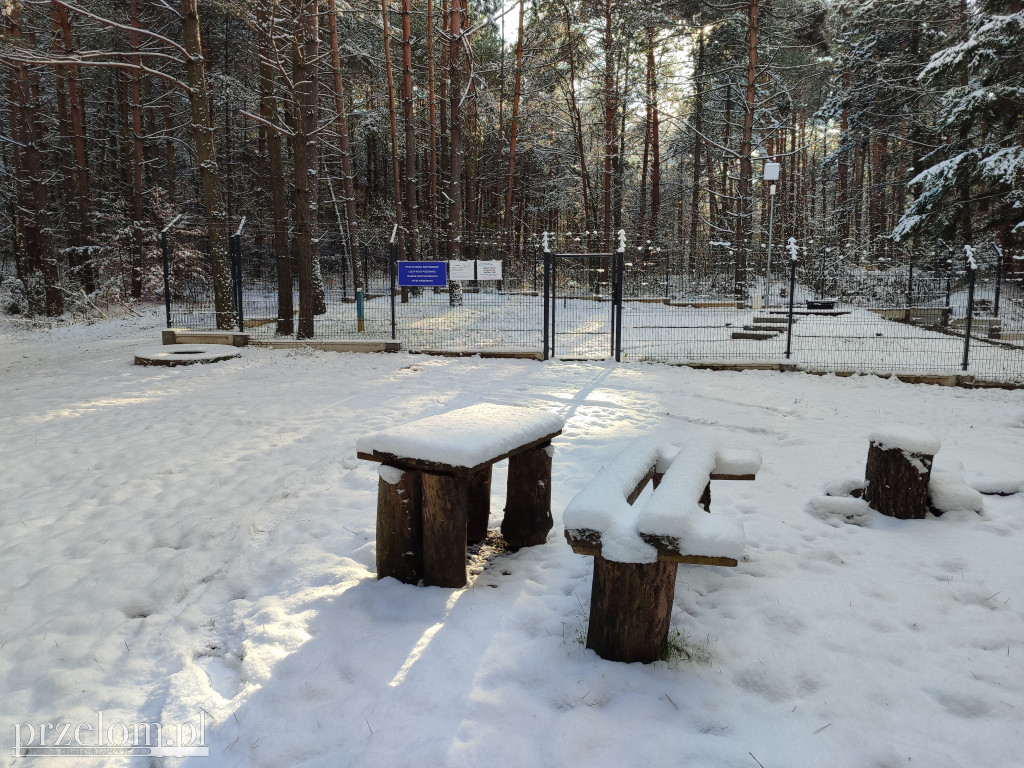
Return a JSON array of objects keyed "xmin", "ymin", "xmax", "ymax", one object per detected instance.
[
  {"xmin": 563, "ymin": 435, "xmax": 760, "ymax": 662},
  {"xmin": 356, "ymin": 404, "xmax": 565, "ymax": 587}
]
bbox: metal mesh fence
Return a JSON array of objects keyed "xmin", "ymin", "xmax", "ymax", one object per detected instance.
[{"xmin": 163, "ymin": 223, "xmax": 1024, "ymax": 384}]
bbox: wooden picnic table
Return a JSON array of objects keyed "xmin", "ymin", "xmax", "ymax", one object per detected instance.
[{"xmin": 357, "ymin": 404, "xmax": 565, "ymax": 588}]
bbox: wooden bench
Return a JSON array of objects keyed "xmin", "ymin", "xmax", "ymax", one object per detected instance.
[
  {"xmin": 564, "ymin": 436, "xmax": 760, "ymax": 663},
  {"xmin": 357, "ymin": 404, "xmax": 565, "ymax": 588}
]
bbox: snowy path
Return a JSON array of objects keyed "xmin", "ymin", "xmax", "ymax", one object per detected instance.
[{"xmin": 1, "ymin": 310, "xmax": 1023, "ymax": 767}]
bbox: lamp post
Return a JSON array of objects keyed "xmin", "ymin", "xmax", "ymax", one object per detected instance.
[{"xmin": 763, "ymin": 162, "xmax": 780, "ymax": 307}]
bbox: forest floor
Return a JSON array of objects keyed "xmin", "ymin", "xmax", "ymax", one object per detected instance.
[{"xmin": 1, "ymin": 307, "xmax": 1023, "ymax": 767}]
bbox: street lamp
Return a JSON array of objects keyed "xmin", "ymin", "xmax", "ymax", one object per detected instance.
[{"xmin": 763, "ymin": 161, "xmax": 781, "ymax": 307}]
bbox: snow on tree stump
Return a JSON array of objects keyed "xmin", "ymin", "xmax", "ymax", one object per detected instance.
[
  {"xmin": 864, "ymin": 427, "xmax": 940, "ymax": 520},
  {"xmin": 133, "ymin": 344, "xmax": 241, "ymax": 367}
]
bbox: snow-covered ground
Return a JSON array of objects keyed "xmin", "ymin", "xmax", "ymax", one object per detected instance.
[{"xmin": 2, "ymin": 308, "xmax": 1023, "ymax": 768}]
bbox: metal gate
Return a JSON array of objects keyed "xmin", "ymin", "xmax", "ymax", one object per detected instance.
[{"xmin": 543, "ymin": 250, "xmax": 624, "ymax": 360}]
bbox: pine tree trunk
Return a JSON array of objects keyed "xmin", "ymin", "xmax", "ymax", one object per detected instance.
[
  {"xmin": 327, "ymin": 0, "xmax": 363, "ymax": 298},
  {"xmin": 502, "ymin": 0, "xmax": 525, "ymax": 240},
  {"xmin": 565, "ymin": 28, "xmax": 595, "ymax": 233},
  {"xmin": 51, "ymin": 3, "xmax": 95, "ymax": 292},
  {"xmin": 401, "ymin": 0, "xmax": 418, "ymax": 257},
  {"xmin": 163, "ymin": 94, "xmax": 176, "ymax": 203},
  {"xmin": 290, "ymin": 0, "xmax": 318, "ymax": 338},
  {"xmin": 649, "ymin": 40, "xmax": 660, "ymax": 235},
  {"xmin": 381, "ymin": 0, "xmax": 406, "ymax": 264},
  {"xmin": 688, "ymin": 29, "xmax": 705, "ymax": 275},
  {"xmin": 426, "ymin": 0, "xmax": 439, "ymax": 259},
  {"xmin": 129, "ymin": 0, "xmax": 146, "ymax": 299},
  {"xmin": 736, "ymin": 0, "xmax": 758, "ymax": 305},
  {"xmin": 180, "ymin": 0, "xmax": 235, "ymax": 330},
  {"xmin": 7, "ymin": 8, "xmax": 61, "ymax": 316},
  {"xmin": 257, "ymin": 4, "xmax": 294, "ymax": 335},
  {"xmin": 602, "ymin": 0, "xmax": 614, "ymax": 246},
  {"xmin": 447, "ymin": 0, "xmax": 464, "ymax": 305}
]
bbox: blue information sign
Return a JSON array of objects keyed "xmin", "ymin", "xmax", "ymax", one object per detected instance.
[{"xmin": 397, "ymin": 261, "xmax": 448, "ymax": 287}]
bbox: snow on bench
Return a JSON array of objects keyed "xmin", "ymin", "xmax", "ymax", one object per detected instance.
[
  {"xmin": 357, "ymin": 404, "xmax": 565, "ymax": 588},
  {"xmin": 563, "ymin": 435, "xmax": 758, "ymax": 566},
  {"xmin": 357, "ymin": 403, "xmax": 565, "ymax": 473},
  {"xmin": 563, "ymin": 434, "xmax": 759, "ymax": 663}
]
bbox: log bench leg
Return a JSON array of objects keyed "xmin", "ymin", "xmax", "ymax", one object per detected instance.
[
  {"xmin": 376, "ymin": 467, "xmax": 423, "ymax": 584},
  {"xmin": 466, "ymin": 465, "xmax": 492, "ymax": 545},
  {"xmin": 422, "ymin": 472, "xmax": 469, "ymax": 588},
  {"xmin": 502, "ymin": 442, "xmax": 553, "ymax": 549},
  {"xmin": 586, "ymin": 555, "xmax": 677, "ymax": 663}
]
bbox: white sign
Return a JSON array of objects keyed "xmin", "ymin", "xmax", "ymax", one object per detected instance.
[
  {"xmin": 477, "ymin": 260, "xmax": 503, "ymax": 280},
  {"xmin": 763, "ymin": 161, "xmax": 781, "ymax": 181},
  {"xmin": 448, "ymin": 260, "xmax": 475, "ymax": 281}
]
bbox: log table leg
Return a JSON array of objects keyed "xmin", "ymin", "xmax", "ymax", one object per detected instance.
[
  {"xmin": 376, "ymin": 467, "xmax": 423, "ymax": 584},
  {"xmin": 502, "ymin": 442, "xmax": 553, "ymax": 549},
  {"xmin": 586, "ymin": 555, "xmax": 678, "ymax": 663},
  {"xmin": 422, "ymin": 472, "xmax": 470, "ymax": 588},
  {"xmin": 864, "ymin": 441, "xmax": 935, "ymax": 520},
  {"xmin": 466, "ymin": 465, "xmax": 492, "ymax": 545}
]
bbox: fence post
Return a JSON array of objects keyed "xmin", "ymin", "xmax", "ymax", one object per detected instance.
[
  {"xmin": 662, "ymin": 246, "xmax": 669, "ymax": 301},
  {"xmin": 389, "ymin": 224, "xmax": 398, "ymax": 340},
  {"xmin": 962, "ymin": 246, "xmax": 977, "ymax": 371},
  {"xmin": 363, "ymin": 245, "xmax": 370, "ymax": 297},
  {"xmin": 542, "ymin": 233, "xmax": 550, "ymax": 361},
  {"xmin": 907, "ymin": 253, "xmax": 914, "ymax": 310},
  {"xmin": 785, "ymin": 238, "xmax": 798, "ymax": 360},
  {"xmin": 552, "ymin": 246, "xmax": 558, "ymax": 355},
  {"xmin": 161, "ymin": 232, "xmax": 172, "ymax": 328},
  {"xmin": 615, "ymin": 230, "xmax": 626, "ymax": 362},
  {"xmin": 159, "ymin": 214, "xmax": 182, "ymax": 329},
  {"xmin": 229, "ymin": 235, "xmax": 243, "ymax": 332},
  {"xmin": 819, "ymin": 244, "xmax": 826, "ymax": 298},
  {"xmin": 991, "ymin": 242, "xmax": 1002, "ymax": 317},
  {"xmin": 231, "ymin": 217, "xmax": 246, "ymax": 333}
]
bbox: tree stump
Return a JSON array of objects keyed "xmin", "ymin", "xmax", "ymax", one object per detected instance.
[
  {"xmin": 864, "ymin": 435, "xmax": 937, "ymax": 520},
  {"xmin": 466, "ymin": 465, "xmax": 492, "ymax": 545},
  {"xmin": 586, "ymin": 555, "xmax": 678, "ymax": 663},
  {"xmin": 376, "ymin": 467, "xmax": 423, "ymax": 584},
  {"xmin": 502, "ymin": 442, "xmax": 553, "ymax": 549},
  {"xmin": 421, "ymin": 472, "xmax": 469, "ymax": 587}
]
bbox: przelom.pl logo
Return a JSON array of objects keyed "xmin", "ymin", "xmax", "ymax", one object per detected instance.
[{"xmin": 11, "ymin": 711, "xmax": 208, "ymax": 758}]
